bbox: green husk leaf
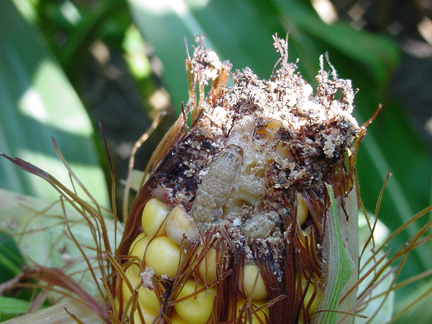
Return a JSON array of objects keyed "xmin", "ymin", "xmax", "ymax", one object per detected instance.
[{"xmin": 316, "ymin": 184, "xmax": 355, "ymax": 323}]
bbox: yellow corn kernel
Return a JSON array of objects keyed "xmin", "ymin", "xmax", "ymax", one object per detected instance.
[
  {"xmin": 145, "ymin": 236, "xmax": 181, "ymax": 277},
  {"xmin": 141, "ymin": 197, "xmax": 169, "ymax": 237},
  {"xmin": 122, "ymin": 264, "xmax": 162, "ymax": 314},
  {"xmin": 237, "ymin": 298, "xmax": 269, "ymax": 324},
  {"xmin": 174, "ymin": 280, "xmax": 215, "ymax": 324},
  {"xmin": 303, "ymin": 280, "xmax": 317, "ymax": 314},
  {"xmin": 243, "ymin": 264, "xmax": 268, "ymax": 300},
  {"xmin": 255, "ymin": 120, "xmax": 282, "ymax": 138},
  {"xmin": 275, "ymin": 141, "xmax": 291, "ymax": 159},
  {"xmin": 296, "ymin": 193, "xmax": 309, "ymax": 226},
  {"xmin": 197, "ymin": 246, "xmax": 217, "ymax": 285},
  {"xmin": 298, "ymin": 280, "xmax": 318, "ymax": 323},
  {"xmin": 170, "ymin": 312, "xmax": 192, "ymax": 324},
  {"xmin": 166, "ymin": 204, "xmax": 199, "ymax": 245},
  {"xmin": 112, "ymin": 297, "xmax": 120, "ymax": 315},
  {"xmin": 133, "ymin": 306, "xmax": 158, "ymax": 324},
  {"xmin": 233, "ymin": 189, "xmax": 260, "ymax": 207},
  {"xmin": 129, "ymin": 232, "xmax": 151, "ymax": 260}
]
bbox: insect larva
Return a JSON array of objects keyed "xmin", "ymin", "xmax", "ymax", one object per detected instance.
[
  {"xmin": 241, "ymin": 211, "xmax": 278, "ymax": 239},
  {"xmin": 192, "ymin": 144, "xmax": 244, "ymax": 233}
]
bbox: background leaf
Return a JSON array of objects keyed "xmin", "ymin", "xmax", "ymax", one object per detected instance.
[
  {"xmin": 0, "ymin": 296, "xmax": 34, "ymax": 321},
  {"xmin": 0, "ymin": 0, "xmax": 108, "ymax": 206}
]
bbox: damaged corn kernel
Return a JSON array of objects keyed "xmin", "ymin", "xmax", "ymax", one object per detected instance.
[
  {"xmin": 166, "ymin": 204, "xmax": 199, "ymax": 244},
  {"xmin": 119, "ymin": 35, "xmax": 361, "ymax": 323}
]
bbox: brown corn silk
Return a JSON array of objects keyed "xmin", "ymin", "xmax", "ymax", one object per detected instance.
[{"xmin": 116, "ymin": 35, "xmax": 361, "ymax": 323}]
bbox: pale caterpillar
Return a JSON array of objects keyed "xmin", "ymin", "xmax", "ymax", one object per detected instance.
[{"xmin": 191, "ymin": 144, "xmax": 243, "ymax": 233}]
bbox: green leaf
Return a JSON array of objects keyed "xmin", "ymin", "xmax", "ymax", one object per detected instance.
[
  {"xmin": 0, "ymin": 296, "xmax": 32, "ymax": 317},
  {"xmin": 0, "ymin": 231, "xmax": 26, "ymax": 282},
  {"xmin": 0, "ymin": 0, "xmax": 109, "ymax": 207},
  {"xmin": 317, "ymin": 185, "xmax": 354, "ymax": 323}
]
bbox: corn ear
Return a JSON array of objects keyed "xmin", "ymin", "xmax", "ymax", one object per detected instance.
[{"xmin": 115, "ymin": 35, "xmax": 362, "ymax": 323}]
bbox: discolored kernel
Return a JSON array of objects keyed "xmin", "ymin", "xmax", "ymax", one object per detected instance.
[{"xmin": 166, "ymin": 204, "xmax": 199, "ymax": 245}]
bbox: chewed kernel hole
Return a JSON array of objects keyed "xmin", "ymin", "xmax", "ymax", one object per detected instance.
[
  {"xmin": 276, "ymin": 142, "xmax": 291, "ymax": 159},
  {"xmin": 255, "ymin": 120, "xmax": 283, "ymax": 138},
  {"xmin": 230, "ymin": 189, "xmax": 260, "ymax": 208}
]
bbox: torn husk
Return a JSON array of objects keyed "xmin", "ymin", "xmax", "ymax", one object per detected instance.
[{"xmin": 117, "ymin": 35, "xmax": 361, "ymax": 323}]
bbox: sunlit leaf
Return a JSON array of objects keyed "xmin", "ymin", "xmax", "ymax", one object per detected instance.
[{"xmin": 0, "ymin": 0, "xmax": 109, "ymax": 206}]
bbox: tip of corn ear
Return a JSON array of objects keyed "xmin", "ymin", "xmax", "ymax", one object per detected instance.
[{"xmin": 119, "ymin": 34, "xmax": 362, "ymax": 324}]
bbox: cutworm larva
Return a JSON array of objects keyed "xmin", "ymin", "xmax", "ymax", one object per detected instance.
[
  {"xmin": 192, "ymin": 144, "xmax": 244, "ymax": 233},
  {"xmin": 241, "ymin": 211, "xmax": 279, "ymax": 239}
]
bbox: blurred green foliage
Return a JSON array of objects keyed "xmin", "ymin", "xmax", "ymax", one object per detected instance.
[{"xmin": 0, "ymin": 0, "xmax": 431, "ymax": 322}]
